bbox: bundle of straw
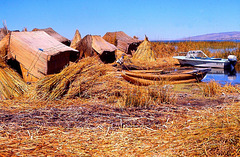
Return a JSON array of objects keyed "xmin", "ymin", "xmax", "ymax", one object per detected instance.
[
  {"xmin": 132, "ymin": 36, "xmax": 156, "ymax": 62},
  {"xmin": 0, "ymin": 62, "xmax": 28, "ymax": 99},
  {"xmin": 32, "ymin": 57, "xmax": 126, "ymax": 100}
]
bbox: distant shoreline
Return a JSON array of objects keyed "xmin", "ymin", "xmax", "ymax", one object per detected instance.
[{"xmin": 151, "ymin": 40, "xmax": 240, "ymax": 43}]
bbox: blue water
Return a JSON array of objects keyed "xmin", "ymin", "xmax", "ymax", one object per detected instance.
[
  {"xmin": 208, "ymin": 48, "xmax": 238, "ymax": 53},
  {"xmin": 152, "ymin": 40, "xmax": 240, "ymax": 84},
  {"xmin": 202, "ymin": 64, "xmax": 240, "ymax": 85}
]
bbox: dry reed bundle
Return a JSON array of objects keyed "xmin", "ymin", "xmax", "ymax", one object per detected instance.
[
  {"xmin": 199, "ymin": 81, "xmax": 240, "ymax": 97},
  {"xmin": 123, "ymin": 57, "xmax": 178, "ymax": 70},
  {"xmin": 119, "ymin": 84, "xmax": 174, "ymax": 107},
  {"xmin": 0, "ymin": 61, "xmax": 28, "ymax": 99},
  {"xmin": 199, "ymin": 81, "xmax": 221, "ymax": 97},
  {"xmin": 133, "ymin": 36, "xmax": 156, "ymax": 62},
  {"xmin": 65, "ymin": 69, "xmax": 127, "ymax": 100},
  {"xmin": 32, "ymin": 57, "xmax": 128, "ymax": 100}
]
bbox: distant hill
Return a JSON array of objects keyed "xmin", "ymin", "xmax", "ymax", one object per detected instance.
[{"xmin": 181, "ymin": 31, "xmax": 240, "ymax": 41}]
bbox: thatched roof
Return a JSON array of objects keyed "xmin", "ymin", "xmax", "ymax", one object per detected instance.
[
  {"xmin": 92, "ymin": 35, "xmax": 117, "ymax": 55},
  {"xmin": 0, "ymin": 33, "xmax": 9, "ymax": 59},
  {"xmin": 2, "ymin": 31, "xmax": 78, "ymax": 80},
  {"xmin": 103, "ymin": 31, "xmax": 142, "ymax": 55},
  {"xmin": 0, "ymin": 28, "xmax": 8, "ymax": 41},
  {"xmin": 133, "ymin": 36, "xmax": 156, "ymax": 62},
  {"xmin": 76, "ymin": 35, "xmax": 117, "ymax": 63},
  {"xmin": 32, "ymin": 27, "xmax": 71, "ymax": 46},
  {"xmin": 70, "ymin": 29, "xmax": 81, "ymax": 49}
]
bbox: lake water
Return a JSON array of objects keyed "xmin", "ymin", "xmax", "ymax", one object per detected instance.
[
  {"xmin": 208, "ymin": 48, "xmax": 238, "ymax": 53},
  {"xmin": 201, "ymin": 63, "xmax": 240, "ymax": 85},
  {"xmin": 153, "ymin": 40, "xmax": 240, "ymax": 85}
]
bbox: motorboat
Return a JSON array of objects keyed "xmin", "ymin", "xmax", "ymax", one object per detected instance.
[{"xmin": 173, "ymin": 50, "xmax": 237, "ymax": 69}]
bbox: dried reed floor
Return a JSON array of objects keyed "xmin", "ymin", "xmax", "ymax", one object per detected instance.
[
  {"xmin": 0, "ymin": 96, "xmax": 237, "ymax": 128},
  {"xmin": 0, "ymin": 86, "xmax": 239, "ymax": 156}
]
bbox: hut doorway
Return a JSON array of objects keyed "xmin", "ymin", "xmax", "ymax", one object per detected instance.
[
  {"xmin": 99, "ymin": 51, "xmax": 116, "ymax": 63},
  {"xmin": 127, "ymin": 42, "xmax": 142, "ymax": 55},
  {"xmin": 6, "ymin": 58, "xmax": 23, "ymax": 76}
]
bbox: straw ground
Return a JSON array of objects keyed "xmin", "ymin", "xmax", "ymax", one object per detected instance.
[
  {"xmin": 0, "ymin": 41, "xmax": 240, "ymax": 156},
  {"xmin": 0, "ymin": 88, "xmax": 239, "ymax": 156},
  {"xmin": 0, "ymin": 70, "xmax": 240, "ymax": 156}
]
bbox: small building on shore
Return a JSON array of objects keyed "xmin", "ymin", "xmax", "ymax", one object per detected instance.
[
  {"xmin": 32, "ymin": 27, "xmax": 71, "ymax": 46},
  {"xmin": 75, "ymin": 35, "xmax": 117, "ymax": 63},
  {"xmin": 70, "ymin": 29, "xmax": 82, "ymax": 49},
  {"xmin": 0, "ymin": 31, "xmax": 79, "ymax": 82},
  {"xmin": 103, "ymin": 31, "xmax": 142, "ymax": 55}
]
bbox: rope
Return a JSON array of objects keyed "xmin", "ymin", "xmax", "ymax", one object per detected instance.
[
  {"xmin": 27, "ymin": 48, "xmax": 44, "ymax": 75},
  {"xmin": 27, "ymin": 43, "xmax": 68, "ymax": 74}
]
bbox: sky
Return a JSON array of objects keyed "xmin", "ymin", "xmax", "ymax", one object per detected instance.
[{"xmin": 0, "ymin": 0, "xmax": 240, "ymax": 40}]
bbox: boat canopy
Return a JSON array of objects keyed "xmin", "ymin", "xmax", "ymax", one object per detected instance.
[{"xmin": 186, "ymin": 50, "xmax": 208, "ymax": 58}]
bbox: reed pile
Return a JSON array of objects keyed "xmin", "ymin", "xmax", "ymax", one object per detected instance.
[
  {"xmin": 121, "ymin": 57, "xmax": 178, "ymax": 70},
  {"xmin": 0, "ymin": 61, "xmax": 28, "ymax": 99},
  {"xmin": 32, "ymin": 57, "xmax": 130, "ymax": 100},
  {"xmin": 133, "ymin": 36, "xmax": 156, "ymax": 62}
]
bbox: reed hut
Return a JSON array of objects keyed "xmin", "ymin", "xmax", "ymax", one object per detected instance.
[
  {"xmin": 75, "ymin": 35, "xmax": 117, "ymax": 63},
  {"xmin": 0, "ymin": 31, "xmax": 79, "ymax": 82},
  {"xmin": 103, "ymin": 31, "xmax": 142, "ymax": 55},
  {"xmin": 133, "ymin": 36, "xmax": 156, "ymax": 62},
  {"xmin": 32, "ymin": 27, "xmax": 71, "ymax": 46},
  {"xmin": 70, "ymin": 29, "xmax": 81, "ymax": 49}
]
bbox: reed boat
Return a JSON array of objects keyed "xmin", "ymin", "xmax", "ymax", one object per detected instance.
[
  {"xmin": 125, "ymin": 69, "xmax": 163, "ymax": 73},
  {"xmin": 121, "ymin": 74, "xmax": 198, "ymax": 86},
  {"xmin": 121, "ymin": 69, "xmax": 209, "ymax": 86},
  {"xmin": 173, "ymin": 50, "xmax": 237, "ymax": 69}
]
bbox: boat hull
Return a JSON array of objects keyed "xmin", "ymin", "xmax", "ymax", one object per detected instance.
[
  {"xmin": 173, "ymin": 56, "xmax": 233, "ymax": 68},
  {"xmin": 121, "ymin": 74, "xmax": 198, "ymax": 86},
  {"xmin": 121, "ymin": 69, "xmax": 208, "ymax": 86},
  {"xmin": 123, "ymin": 70, "xmax": 203, "ymax": 81}
]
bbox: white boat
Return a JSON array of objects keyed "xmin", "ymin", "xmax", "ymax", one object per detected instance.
[{"xmin": 173, "ymin": 50, "xmax": 237, "ymax": 69}]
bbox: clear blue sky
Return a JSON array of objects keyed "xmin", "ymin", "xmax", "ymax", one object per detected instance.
[{"xmin": 1, "ymin": 0, "xmax": 239, "ymax": 40}]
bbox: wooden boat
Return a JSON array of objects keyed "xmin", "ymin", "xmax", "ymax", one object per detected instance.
[{"xmin": 121, "ymin": 69, "xmax": 209, "ymax": 86}]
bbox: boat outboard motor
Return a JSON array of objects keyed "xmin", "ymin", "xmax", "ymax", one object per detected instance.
[{"xmin": 228, "ymin": 55, "xmax": 237, "ymax": 70}]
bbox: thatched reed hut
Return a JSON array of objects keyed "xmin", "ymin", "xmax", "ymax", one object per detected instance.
[
  {"xmin": 103, "ymin": 31, "xmax": 142, "ymax": 55},
  {"xmin": 32, "ymin": 27, "xmax": 71, "ymax": 46},
  {"xmin": 70, "ymin": 29, "xmax": 81, "ymax": 49},
  {"xmin": 0, "ymin": 31, "xmax": 79, "ymax": 82},
  {"xmin": 133, "ymin": 36, "xmax": 156, "ymax": 62},
  {"xmin": 75, "ymin": 35, "xmax": 117, "ymax": 63}
]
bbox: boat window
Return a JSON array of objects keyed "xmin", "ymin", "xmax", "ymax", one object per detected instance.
[{"xmin": 187, "ymin": 51, "xmax": 207, "ymax": 58}]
